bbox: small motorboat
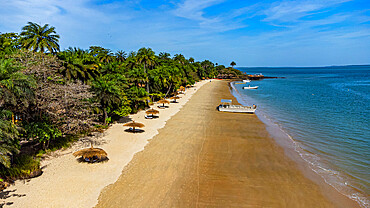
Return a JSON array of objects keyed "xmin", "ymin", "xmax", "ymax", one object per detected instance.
[
  {"xmin": 243, "ymin": 85, "xmax": 259, "ymax": 89},
  {"xmin": 243, "ymin": 79, "xmax": 251, "ymax": 83},
  {"xmin": 218, "ymin": 99, "xmax": 257, "ymax": 113}
]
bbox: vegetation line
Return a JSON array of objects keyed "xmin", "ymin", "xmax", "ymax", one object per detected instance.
[{"xmin": 0, "ymin": 22, "xmax": 243, "ymax": 184}]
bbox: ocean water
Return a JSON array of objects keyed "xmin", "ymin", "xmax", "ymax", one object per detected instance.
[{"xmin": 232, "ymin": 66, "xmax": 369, "ymax": 207}]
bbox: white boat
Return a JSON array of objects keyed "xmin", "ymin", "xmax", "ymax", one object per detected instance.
[
  {"xmin": 243, "ymin": 79, "xmax": 251, "ymax": 83},
  {"xmin": 218, "ymin": 99, "xmax": 256, "ymax": 113},
  {"xmin": 243, "ymin": 85, "xmax": 258, "ymax": 89}
]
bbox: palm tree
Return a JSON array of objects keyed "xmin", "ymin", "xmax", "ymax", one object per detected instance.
[
  {"xmin": 0, "ymin": 59, "xmax": 36, "ymax": 109},
  {"xmin": 58, "ymin": 47, "xmax": 98, "ymax": 82},
  {"xmin": 137, "ymin": 48, "xmax": 156, "ymax": 101},
  {"xmin": 158, "ymin": 52, "xmax": 170, "ymax": 60},
  {"xmin": 189, "ymin": 57, "xmax": 195, "ymax": 63},
  {"xmin": 115, "ymin": 50, "xmax": 127, "ymax": 62},
  {"xmin": 230, "ymin": 61, "xmax": 236, "ymax": 68},
  {"xmin": 89, "ymin": 46, "xmax": 114, "ymax": 63},
  {"xmin": 92, "ymin": 75, "xmax": 123, "ymax": 125},
  {"xmin": 20, "ymin": 22, "xmax": 60, "ymax": 53}
]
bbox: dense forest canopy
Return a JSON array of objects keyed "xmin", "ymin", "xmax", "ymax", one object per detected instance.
[{"xmin": 0, "ymin": 22, "xmax": 242, "ymax": 174}]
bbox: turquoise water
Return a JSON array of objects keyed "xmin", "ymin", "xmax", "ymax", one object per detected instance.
[{"xmin": 233, "ymin": 66, "xmax": 369, "ymax": 207}]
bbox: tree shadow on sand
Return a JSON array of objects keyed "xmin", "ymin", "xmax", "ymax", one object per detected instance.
[
  {"xmin": 0, "ymin": 189, "xmax": 26, "ymax": 207},
  {"xmin": 116, "ymin": 116, "xmax": 132, "ymax": 124}
]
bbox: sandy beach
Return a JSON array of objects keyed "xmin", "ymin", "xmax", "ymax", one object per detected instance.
[
  {"xmin": 1, "ymin": 80, "xmax": 208, "ymax": 208},
  {"xmin": 96, "ymin": 80, "xmax": 359, "ymax": 208},
  {"xmin": 1, "ymin": 80, "xmax": 360, "ymax": 207}
]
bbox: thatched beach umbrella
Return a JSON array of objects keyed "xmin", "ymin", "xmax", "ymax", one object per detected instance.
[
  {"xmin": 186, "ymin": 84, "xmax": 192, "ymax": 88},
  {"xmin": 146, "ymin": 108, "xmax": 159, "ymax": 116},
  {"xmin": 170, "ymin": 96, "xmax": 180, "ymax": 102},
  {"xmin": 123, "ymin": 121, "xmax": 145, "ymax": 132},
  {"xmin": 73, "ymin": 145, "xmax": 107, "ymax": 162},
  {"xmin": 158, "ymin": 99, "xmax": 170, "ymax": 107}
]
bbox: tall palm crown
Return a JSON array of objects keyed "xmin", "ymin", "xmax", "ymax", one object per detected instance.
[
  {"xmin": 137, "ymin": 48, "xmax": 156, "ymax": 71},
  {"xmin": 20, "ymin": 22, "xmax": 60, "ymax": 53}
]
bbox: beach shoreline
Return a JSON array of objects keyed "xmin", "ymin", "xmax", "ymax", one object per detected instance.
[
  {"xmin": 1, "ymin": 79, "xmax": 360, "ymax": 207},
  {"xmin": 229, "ymin": 81, "xmax": 364, "ymax": 207},
  {"xmin": 1, "ymin": 80, "xmax": 209, "ymax": 208},
  {"xmin": 96, "ymin": 80, "xmax": 359, "ymax": 207}
]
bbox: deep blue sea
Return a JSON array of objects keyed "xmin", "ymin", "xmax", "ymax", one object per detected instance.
[{"xmin": 233, "ymin": 66, "xmax": 369, "ymax": 207}]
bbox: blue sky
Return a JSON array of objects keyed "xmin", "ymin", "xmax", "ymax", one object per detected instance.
[{"xmin": 0, "ymin": 0, "xmax": 369, "ymax": 66}]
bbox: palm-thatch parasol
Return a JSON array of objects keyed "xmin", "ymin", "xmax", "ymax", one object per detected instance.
[
  {"xmin": 146, "ymin": 108, "xmax": 159, "ymax": 116},
  {"xmin": 158, "ymin": 99, "xmax": 170, "ymax": 107},
  {"xmin": 170, "ymin": 96, "xmax": 180, "ymax": 102},
  {"xmin": 123, "ymin": 121, "xmax": 145, "ymax": 132},
  {"xmin": 186, "ymin": 84, "xmax": 192, "ymax": 88},
  {"xmin": 73, "ymin": 145, "xmax": 107, "ymax": 162}
]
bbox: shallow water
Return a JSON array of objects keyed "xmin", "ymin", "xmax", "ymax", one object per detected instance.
[{"xmin": 233, "ymin": 66, "xmax": 370, "ymax": 207}]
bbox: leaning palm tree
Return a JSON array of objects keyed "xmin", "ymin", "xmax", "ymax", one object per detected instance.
[{"xmin": 20, "ymin": 22, "xmax": 60, "ymax": 53}]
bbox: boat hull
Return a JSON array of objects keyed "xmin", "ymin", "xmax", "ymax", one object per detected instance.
[
  {"xmin": 218, "ymin": 105, "xmax": 256, "ymax": 113},
  {"xmin": 243, "ymin": 86, "xmax": 258, "ymax": 89}
]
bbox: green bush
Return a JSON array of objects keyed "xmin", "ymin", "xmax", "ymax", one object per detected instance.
[{"xmin": 0, "ymin": 154, "xmax": 40, "ymax": 179}]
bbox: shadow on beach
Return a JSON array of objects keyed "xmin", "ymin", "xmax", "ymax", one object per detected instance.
[
  {"xmin": 124, "ymin": 129, "xmax": 145, "ymax": 134},
  {"xmin": 76, "ymin": 157, "xmax": 109, "ymax": 164},
  {"xmin": 0, "ymin": 189, "xmax": 26, "ymax": 207}
]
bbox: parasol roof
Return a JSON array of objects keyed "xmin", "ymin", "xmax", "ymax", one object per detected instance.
[
  {"xmin": 170, "ymin": 96, "xmax": 180, "ymax": 100},
  {"xmin": 146, "ymin": 108, "xmax": 159, "ymax": 115},
  {"xmin": 123, "ymin": 121, "xmax": 145, "ymax": 128},
  {"xmin": 73, "ymin": 145, "xmax": 107, "ymax": 159},
  {"xmin": 158, "ymin": 99, "xmax": 170, "ymax": 104}
]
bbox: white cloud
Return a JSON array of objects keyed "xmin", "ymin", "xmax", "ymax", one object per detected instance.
[
  {"xmin": 0, "ymin": 0, "xmax": 369, "ymax": 66},
  {"xmin": 262, "ymin": 0, "xmax": 352, "ymax": 23}
]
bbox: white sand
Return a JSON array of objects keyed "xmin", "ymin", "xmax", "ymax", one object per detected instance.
[{"xmin": 1, "ymin": 80, "xmax": 209, "ymax": 208}]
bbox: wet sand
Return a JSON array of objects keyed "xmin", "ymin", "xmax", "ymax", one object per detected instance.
[{"xmin": 96, "ymin": 80, "xmax": 359, "ymax": 208}]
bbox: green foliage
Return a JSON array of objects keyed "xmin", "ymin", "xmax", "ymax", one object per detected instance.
[
  {"xmin": 0, "ymin": 32, "xmax": 21, "ymax": 58},
  {"xmin": 23, "ymin": 122, "xmax": 62, "ymax": 149},
  {"xmin": 0, "ymin": 110, "xmax": 20, "ymax": 168},
  {"xmin": 57, "ymin": 47, "xmax": 99, "ymax": 82},
  {"xmin": 20, "ymin": 22, "xmax": 60, "ymax": 53},
  {"xmin": 0, "ymin": 58, "xmax": 36, "ymax": 109},
  {"xmin": 92, "ymin": 73, "xmax": 131, "ymax": 124},
  {"xmin": 0, "ymin": 154, "xmax": 40, "ymax": 179},
  {"xmin": 0, "ymin": 22, "xmax": 244, "ymax": 173}
]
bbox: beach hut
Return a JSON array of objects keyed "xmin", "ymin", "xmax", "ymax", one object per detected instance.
[
  {"xmin": 145, "ymin": 108, "xmax": 159, "ymax": 119},
  {"xmin": 123, "ymin": 121, "xmax": 145, "ymax": 133},
  {"xmin": 170, "ymin": 96, "xmax": 180, "ymax": 103},
  {"xmin": 73, "ymin": 145, "xmax": 108, "ymax": 163},
  {"xmin": 157, "ymin": 99, "xmax": 170, "ymax": 108}
]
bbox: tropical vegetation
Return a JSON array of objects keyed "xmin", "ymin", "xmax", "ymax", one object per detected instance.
[{"xmin": 0, "ymin": 22, "xmax": 241, "ymax": 181}]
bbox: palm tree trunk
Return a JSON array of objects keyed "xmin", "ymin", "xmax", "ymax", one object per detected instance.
[
  {"xmin": 165, "ymin": 83, "xmax": 173, "ymax": 98},
  {"xmin": 144, "ymin": 64, "xmax": 150, "ymax": 105},
  {"xmin": 103, "ymin": 108, "xmax": 108, "ymax": 125}
]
